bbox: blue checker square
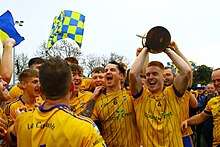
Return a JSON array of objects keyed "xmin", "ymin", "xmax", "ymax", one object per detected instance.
[
  {"xmin": 65, "ymin": 11, "xmax": 72, "ymax": 17},
  {"xmin": 79, "ymin": 14, "xmax": 85, "ymax": 22},
  {"xmin": 57, "ymin": 34, "xmax": 64, "ymax": 40},
  {"xmin": 76, "ymin": 27, "xmax": 83, "ymax": 35},
  {"xmin": 68, "ymin": 33, "xmax": 75, "ymax": 39},
  {"xmin": 69, "ymin": 18, "xmax": 78, "ymax": 26},
  {"xmin": 62, "ymin": 25, "xmax": 69, "ymax": 33}
]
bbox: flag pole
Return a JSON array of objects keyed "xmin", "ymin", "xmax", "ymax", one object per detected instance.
[
  {"xmin": 12, "ymin": 46, "xmax": 15, "ymax": 85},
  {"xmin": 13, "ymin": 20, "xmax": 24, "ymax": 85}
]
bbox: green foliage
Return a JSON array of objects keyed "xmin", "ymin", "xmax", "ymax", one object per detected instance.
[{"xmin": 192, "ymin": 65, "xmax": 213, "ymax": 87}]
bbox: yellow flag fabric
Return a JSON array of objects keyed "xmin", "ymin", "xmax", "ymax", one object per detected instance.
[
  {"xmin": 0, "ymin": 10, "xmax": 24, "ymax": 46},
  {"xmin": 47, "ymin": 10, "xmax": 85, "ymax": 48}
]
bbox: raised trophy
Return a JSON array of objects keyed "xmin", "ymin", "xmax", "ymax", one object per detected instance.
[{"xmin": 137, "ymin": 26, "xmax": 171, "ymax": 53}]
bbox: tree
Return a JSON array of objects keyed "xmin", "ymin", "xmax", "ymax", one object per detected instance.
[
  {"xmin": 81, "ymin": 54, "xmax": 102, "ymax": 77},
  {"xmin": 14, "ymin": 53, "xmax": 29, "ymax": 83},
  {"xmin": 192, "ymin": 65, "xmax": 213, "ymax": 88},
  {"xmin": 36, "ymin": 39, "xmax": 83, "ymax": 60},
  {"xmin": 81, "ymin": 52, "xmax": 130, "ymax": 77},
  {"xmin": 36, "ymin": 40, "xmax": 130, "ymax": 77}
]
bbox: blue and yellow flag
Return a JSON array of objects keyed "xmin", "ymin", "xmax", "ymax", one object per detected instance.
[
  {"xmin": 47, "ymin": 10, "xmax": 85, "ymax": 48},
  {"xmin": 0, "ymin": 10, "xmax": 24, "ymax": 46},
  {"xmin": 167, "ymin": 61, "xmax": 197, "ymax": 74}
]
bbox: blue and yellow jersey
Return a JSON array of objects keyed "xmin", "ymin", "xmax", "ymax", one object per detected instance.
[
  {"xmin": 11, "ymin": 104, "xmax": 106, "ymax": 147},
  {"xmin": 70, "ymin": 90, "xmax": 93, "ymax": 115},
  {"xmin": 133, "ymin": 86, "xmax": 183, "ymax": 147},
  {"xmin": 8, "ymin": 85, "xmax": 23, "ymax": 103},
  {"xmin": 91, "ymin": 89, "xmax": 140, "ymax": 147},
  {"xmin": 8, "ymin": 85, "xmax": 42, "ymax": 103},
  {"xmin": 81, "ymin": 78, "xmax": 93, "ymax": 91},
  {"xmin": 178, "ymin": 90, "xmax": 193, "ymax": 137},
  {"xmin": 204, "ymin": 96, "xmax": 220, "ymax": 146},
  {"xmin": 7, "ymin": 96, "xmax": 36, "ymax": 120}
]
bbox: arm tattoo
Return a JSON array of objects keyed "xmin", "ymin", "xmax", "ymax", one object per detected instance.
[{"xmin": 81, "ymin": 99, "xmax": 95, "ymax": 117}]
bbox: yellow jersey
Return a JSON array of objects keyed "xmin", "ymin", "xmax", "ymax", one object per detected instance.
[
  {"xmin": 178, "ymin": 90, "xmax": 193, "ymax": 137},
  {"xmin": 133, "ymin": 86, "xmax": 183, "ymax": 147},
  {"xmin": 11, "ymin": 104, "xmax": 106, "ymax": 147},
  {"xmin": 9, "ymin": 85, "xmax": 23, "ymax": 102},
  {"xmin": 7, "ymin": 96, "xmax": 36, "ymax": 120},
  {"xmin": 8, "ymin": 85, "xmax": 42, "ymax": 103},
  {"xmin": 91, "ymin": 89, "xmax": 140, "ymax": 147},
  {"xmin": 70, "ymin": 91, "xmax": 93, "ymax": 115},
  {"xmin": 81, "ymin": 78, "xmax": 93, "ymax": 91},
  {"xmin": 204, "ymin": 96, "xmax": 220, "ymax": 146}
]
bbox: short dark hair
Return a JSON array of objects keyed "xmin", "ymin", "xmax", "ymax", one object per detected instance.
[
  {"xmin": 39, "ymin": 57, "xmax": 72, "ymax": 99},
  {"xmin": 28, "ymin": 57, "xmax": 45, "ymax": 68},
  {"xmin": 108, "ymin": 61, "xmax": 126, "ymax": 74},
  {"xmin": 92, "ymin": 67, "xmax": 105, "ymax": 74},
  {"xmin": 18, "ymin": 69, "xmax": 38, "ymax": 82},
  {"xmin": 65, "ymin": 57, "xmax": 78, "ymax": 65},
  {"xmin": 165, "ymin": 66, "xmax": 176, "ymax": 76},
  {"xmin": 69, "ymin": 64, "xmax": 83, "ymax": 74}
]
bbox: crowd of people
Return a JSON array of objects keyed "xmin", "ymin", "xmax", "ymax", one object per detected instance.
[{"xmin": 0, "ymin": 38, "xmax": 219, "ymax": 147}]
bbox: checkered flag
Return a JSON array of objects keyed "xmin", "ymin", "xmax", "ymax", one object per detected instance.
[{"xmin": 47, "ymin": 10, "xmax": 85, "ymax": 48}]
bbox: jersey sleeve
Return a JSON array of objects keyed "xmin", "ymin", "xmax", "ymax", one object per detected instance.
[
  {"xmin": 84, "ymin": 123, "xmax": 106, "ymax": 147},
  {"xmin": 204, "ymin": 98, "xmax": 213, "ymax": 114}
]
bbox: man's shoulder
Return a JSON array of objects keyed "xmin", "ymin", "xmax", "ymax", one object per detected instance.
[
  {"xmin": 209, "ymin": 96, "xmax": 220, "ymax": 103},
  {"xmin": 8, "ymin": 98, "xmax": 23, "ymax": 108}
]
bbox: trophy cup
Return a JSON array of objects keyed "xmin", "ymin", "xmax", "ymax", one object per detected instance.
[{"xmin": 137, "ymin": 26, "xmax": 171, "ymax": 53}]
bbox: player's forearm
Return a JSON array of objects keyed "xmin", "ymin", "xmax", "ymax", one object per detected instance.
[
  {"xmin": 164, "ymin": 48, "xmax": 191, "ymax": 75},
  {"xmin": 189, "ymin": 92, "xmax": 198, "ymax": 108},
  {"xmin": 173, "ymin": 45, "xmax": 193, "ymax": 87},
  {"xmin": 186, "ymin": 112, "xmax": 209, "ymax": 125},
  {"xmin": 129, "ymin": 48, "xmax": 148, "ymax": 95},
  {"xmin": 165, "ymin": 48, "xmax": 191, "ymax": 94},
  {"xmin": 81, "ymin": 99, "xmax": 95, "ymax": 117},
  {"xmin": 130, "ymin": 48, "xmax": 149, "ymax": 75},
  {"xmin": 1, "ymin": 39, "xmax": 15, "ymax": 84}
]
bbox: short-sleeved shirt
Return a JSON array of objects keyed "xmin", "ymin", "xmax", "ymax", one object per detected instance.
[
  {"xmin": 81, "ymin": 78, "xmax": 93, "ymax": 91},
  {"xmin": 91, "ymin": 89, "xmax": 140, "ymax": 147},
  {"xmin": 11, "ymin": 104, "xmax": 106, "ymax": 147},
  {"xmin": 8, "ymin": 85, "xmax": 23, "ymax": 102},
  {"xmin": 178, "ymin": 90, "xmax": 193, "ymax": 137},
  {"xmin": 204, "ymin": 96, "xmax": 220, "ymax": 146},
  {"xmin": 8, "ymin": 85, "xmax": 42, "ymax": 103},
  {"xmin": 133, "ymin": 86, "xmax": 184, "ymax": 147},
  {"xmin": 70, "ymin": 91, "xmax": 93, "ymax": 115},
  {"xmin": 7, "ymin": 96, "xmax": 36, "ymax": 120}
]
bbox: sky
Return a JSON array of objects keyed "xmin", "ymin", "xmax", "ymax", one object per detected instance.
[{"xmin": 1, "ymin": 0, "xmax": 220, "ymax": 69}]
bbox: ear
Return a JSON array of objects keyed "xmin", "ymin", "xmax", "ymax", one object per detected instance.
[
  {"xmin": 70, "ymin": 81, "xmax": 75, "ymax": 92},
  {"xmin": 119, "ymin": 73, "xmax": 125, "ymax": 80},
  {"xmin": 19, "ymin": 81, "xmax": 26, "ymax": 90}
]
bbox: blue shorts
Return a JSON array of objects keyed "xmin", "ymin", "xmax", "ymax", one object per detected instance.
[{"xmin": 182, "ymin": 136, "xmax": 193, "ymax": 147}]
